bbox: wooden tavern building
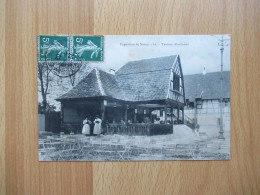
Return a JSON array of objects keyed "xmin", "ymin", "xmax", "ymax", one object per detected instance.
[{"xmin": 56, "ymin": 55, "xmax": 185, "ymax": 135}]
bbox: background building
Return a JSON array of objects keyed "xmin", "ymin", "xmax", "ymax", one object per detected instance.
[{"xmin": 184, "ymin": 71, "xmax": 231, "ymax": 137}]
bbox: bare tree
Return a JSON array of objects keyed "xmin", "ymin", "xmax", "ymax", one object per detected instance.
[
  {"xmin": 38, "ymin": 61, "xmax": 92, "ymax": 112},
  {"xmin": 69, "ymin": 73, "xmax": 76, "ymax": 87},
  {"xmin": 68, "ymin": 63, "xmax": 92, "ymax": 87},
  {"xmin": 38, "ymin": 62, "xmax": 52, "ymax": 111}
]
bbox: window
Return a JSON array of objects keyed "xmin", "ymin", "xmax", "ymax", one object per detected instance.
[{"xmin": 172, "ymin": 73, "xmax": 180, "ymax": 91}]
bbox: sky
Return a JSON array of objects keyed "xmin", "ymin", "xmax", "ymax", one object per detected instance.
[{"xmin": 90, "ymin": 35, "xmax": 231, "ymax": 75}]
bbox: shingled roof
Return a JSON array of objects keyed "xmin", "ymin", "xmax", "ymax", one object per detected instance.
[
  {"xmin": 57, "ymin": 56, "xmax": 230, "ymax": 103},
  {"xmin": 184, "ymin": 71, "xmax": 230, "ymax": 101},
  {"xmin": 116, "ymin": 55, "xmax": 178, "ymax": 101},
  {"xmin": 57, "ymin": 55, "xmax": 178, "ymax": 102},
  {"xmin": 116, "ymin": 55, "xmax": 177, "ymax": 75},
  {"xmin": 57, "ymin": 68, "xmax": 126, "ymax": 100}
]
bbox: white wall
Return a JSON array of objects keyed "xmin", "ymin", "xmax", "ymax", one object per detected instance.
[{"xmin": 184, "ymin": 99, "xmax": 231, "ymax": 138}]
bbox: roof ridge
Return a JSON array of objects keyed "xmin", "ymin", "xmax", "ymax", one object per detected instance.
[
  {"xmin": 125, "ymin": 55, "xmax": 176, "ymax": 64},
  {"xmin": 116, "ymin": 68, "xmax": 171, "ymax": 76},
  {"xmin": 95, "ymin": 68, "xmax": 106, "ymax": 96},
  {"xmin": 184, "ymin": 70, "xmax": 230, "ymax": 76},
  {"xmin": 116, "ymin": 55, "xmax": 177, "ymax": 75}
]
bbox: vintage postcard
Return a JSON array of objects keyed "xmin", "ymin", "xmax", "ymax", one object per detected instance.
[{"xmin": 38, "ymin": 35, "xmax": 231, "ymax": 161}]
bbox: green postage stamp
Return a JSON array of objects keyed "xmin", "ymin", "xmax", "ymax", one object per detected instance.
[
  {"xmin": 38, "ymin": 35, "xmax": 70, "ymax": 62},
  {"xmin": 38, "ymin": 35, "xmax": 104, "ymax": 62},
  {"xmin": 73, "ymin": 36, "xmax": 104, "ymax": 61}
]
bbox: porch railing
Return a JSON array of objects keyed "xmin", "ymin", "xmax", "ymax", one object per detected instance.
[
  {"xmin": 60, "ymin": 123, "xmax": 173, "ymax": 135},
  {"xmin": 104, "ymin": 123, "xmax": 173, "ymax": 136},
  {"xmin": 104, "ymin": 124, "xmax": 150, "ymax": 135},
  {"xmin": 184, "ymin": 114, "xmax": 196, "ymax": 129}
]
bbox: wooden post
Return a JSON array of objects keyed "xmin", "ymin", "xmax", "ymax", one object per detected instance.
[
  {"xmin": 134, "ymin": 108, "xmax": 137, "ymax": 123},
  {"xmin": 182, "ymin": 107, "xmax": 184, "ymax": 124},
  {"xmin": 150, "ymin": 108, "xmax": 154, "ymax": 122},
  {"xmin": 194, "ymin": 101, "xmax": 197, "ymax": 128},
  {"xmin": 177, "ymin": 106, "xmax": 180, "ymax": 123},
  {"xmin": 101, "ymin": 102, "xmax": 106, "ymax": 122},
  {"xmin": 101, "ymin": 101, "xmax": 106, "ymax": 134},
  {"xmin": 125, "ymin": 105, "xmax": 128, "ymax": 123},
  {"xmin": 170, "ymin": 106, "xmax": 173, "ymax": 124},
  {"xmin": 59, "ymin": 102, "xmax": 65, "ymax": 133},
  {"xmin": 164, "ymin": 105, "xmax": 167, "ymax": 124},
  {"xmin": 60, "ymin": 102, "xmax": 64, "ymax": 124}
]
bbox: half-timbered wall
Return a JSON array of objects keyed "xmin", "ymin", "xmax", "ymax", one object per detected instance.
[
  {"xmin": 167, "ymin": 58, "xmax": 185, "ymax": 104},
  {"xmin": 185, "ymin": 99, "xmax": 230, "ymax": 114},
  {"xmin": 184, "ymin": 99, "xmax": 230, "ymax": 137}
]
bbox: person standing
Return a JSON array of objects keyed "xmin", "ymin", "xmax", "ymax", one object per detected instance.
[
  {"xmin": 154, "ymin": 117, "xmax": 160, "ymax": 124},
  {"xmin": 82, "ymin": 117, "xmax": 91, "ymax": 135},
  {"xmin": 93, "ymin": 115, "xmax": 102, "ymax": 135}
]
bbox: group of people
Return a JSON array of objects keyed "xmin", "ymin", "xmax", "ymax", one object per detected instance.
[{"xmin": 82, "ymin": 116, "xmax": 102, "ymax": 136}]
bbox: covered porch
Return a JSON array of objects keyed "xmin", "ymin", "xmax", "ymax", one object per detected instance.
[
  {"xmin": 103, "ymin": 99, "xmax": 184, "ymax": 135},
  {"xmin": 60, "ymin": 97, "xmax": 184, "ymax": 135}
]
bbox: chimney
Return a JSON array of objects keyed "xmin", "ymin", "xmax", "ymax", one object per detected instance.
[
  {"xmin": 202, "ymin": 67, "xmax": 207, "ymax": 75},
  {"xmin": 109, "ymin": 69, "xmax": 116, "ymax": 75}
]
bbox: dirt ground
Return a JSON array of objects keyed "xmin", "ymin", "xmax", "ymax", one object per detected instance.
[{"xmin": 39, "ymin": 124, "xmax": 230, "ymax": 161}]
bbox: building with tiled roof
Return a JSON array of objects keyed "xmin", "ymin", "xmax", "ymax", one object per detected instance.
[
  {"xmin": 184, "ymin": 71, "xmax": 230, "ymax": 102},
  {"xmin": 183, "ymin": 71, "xmax": 230, "ymax": 136},
  {"xmin": 56, "ymin": 55, "xmax": 185, "ymax": 135}
]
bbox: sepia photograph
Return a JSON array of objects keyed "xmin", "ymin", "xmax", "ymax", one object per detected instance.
[{"xmin": 38, "ymin": 35, "xmax": 231, "ymax": 161}]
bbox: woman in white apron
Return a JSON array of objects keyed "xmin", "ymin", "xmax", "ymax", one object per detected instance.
[
  {"xmin": 93, "ymin": 116, "xmax": 102, "ymax": 135},
  {"xmin": 82, "ymin": 117, "xmax": 91, "ymax": 135}
]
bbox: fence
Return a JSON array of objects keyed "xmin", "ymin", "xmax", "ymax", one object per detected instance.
[
  {"xmin": 60, "ymin": 123, "xmax": 173, "ymax": 135},
  {"xmin": 104, "ymin": 123, "xmax": 173, "ymax": 135}
]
